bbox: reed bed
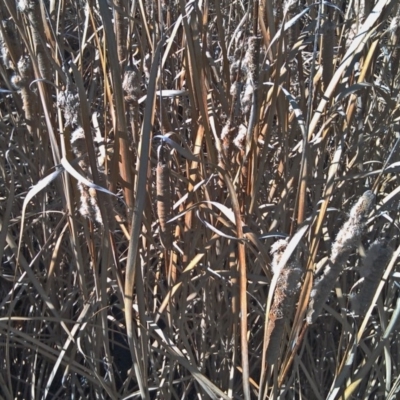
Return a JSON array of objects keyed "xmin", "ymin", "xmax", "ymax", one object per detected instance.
[{"xmin": 1, "ymin": 0, "xmax": 400, "ymax": 399}]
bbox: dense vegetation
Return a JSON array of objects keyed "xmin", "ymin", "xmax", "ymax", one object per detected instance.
[{"xmin": 1, "ymin": 0, "xmax": 400, "ymax": 398}]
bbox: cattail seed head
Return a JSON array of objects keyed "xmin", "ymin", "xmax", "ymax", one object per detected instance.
[
  {"xmin": 143, "ymin": 53, "xmax": 151, "ymax": 81},
  {"xmin": 0, "ymin": 20, "xmax": 21, "ymax": 69},
  {"xmin": 17, "ymin": 0, "xmax": 34, "ymax": 13},
  {"xmin": 349, "ymin": 190, "xmax": 375, "ymax": 220},
  {"xmin": 270, "ymin": 238, "xmax": 289, "ymax": 275},
  {"xmin": 122, "ymin": 65, "xmax": 142, "ymax": 103},
  {"xmin": 17, "ymin": 56, "xmax": 36, "ymax": 129},
  {"xmin": 78, "ymin": 183, "xmax": 91, "ymax": 220},
  {"xmin": 266, "ymin": 238, "xmax": 303, "ymax": 365},
  {"xmin": 330, "ymin": 190, "xmax": 375, "ymax": 265},
  {"xmin": 221, "ymin": 120, "xmax": 236, "ymax": 158},
  {"xmin": 241, "ymin": 82, "xmax": 253, "ymax": 115},
  {"xmin": 230, "ymin": 59, "xmax": 246, "ymax": 83},
  {"xmin": 233, "ymin": 124, "xmax": 247, "ymax": 151},
  {"xmin": 57, "ymin": 89, "xmax": 80, "ymax": 127},
  {"xmin": 230, "ymin": 80, "xmax": 241, "ymax": 97},
  {"xmin": 70, "ymin": 126, "xmax": 87, "ymax": 160},
  {"xmin": 17, "ymin": 56, "xmax": 33, "ymax": 82},
  {"xmin": 307, "ymin": 191, "xmax": 375, "ymax": 324},
  {"xmin": 71, "ymin": 127, "xmax": 113, "ymax": 228},
  {"xmin": 353, "ymin": 238, "xmax": 393, "ymax": 316},
  {"xmin": 244, "ymin": 36, "xmax": 259, "ymax": 82},
  {"xmin": 156, "ymin": 162, "xmax": 172, "ymax": 249},
  {"xmin": 321, "ymin": 20, "xmax": 335, "ymax": 88}
]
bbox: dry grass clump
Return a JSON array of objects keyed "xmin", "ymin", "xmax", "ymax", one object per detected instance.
[{"xmin": 1, "ymin": 0, "xmax": 400, "ymax": 399}]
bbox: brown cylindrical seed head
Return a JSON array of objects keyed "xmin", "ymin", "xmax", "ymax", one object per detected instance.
[
  {"xmin": 157, "ymin": 163, "xmax": 172, "ymax": 249},
  {"xmin": 322, "ymin": 20, "xmax": 335, "ymax": 88}
]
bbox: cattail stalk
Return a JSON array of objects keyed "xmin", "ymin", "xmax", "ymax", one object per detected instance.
[{"xmin": 307, "ymin": 191, "xmax": 375, "ymax": 324}]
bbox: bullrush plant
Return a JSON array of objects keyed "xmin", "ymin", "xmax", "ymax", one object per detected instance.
[{"xmin": 1, "ymin": 0, "xmax": 400, "ymax": 399}]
